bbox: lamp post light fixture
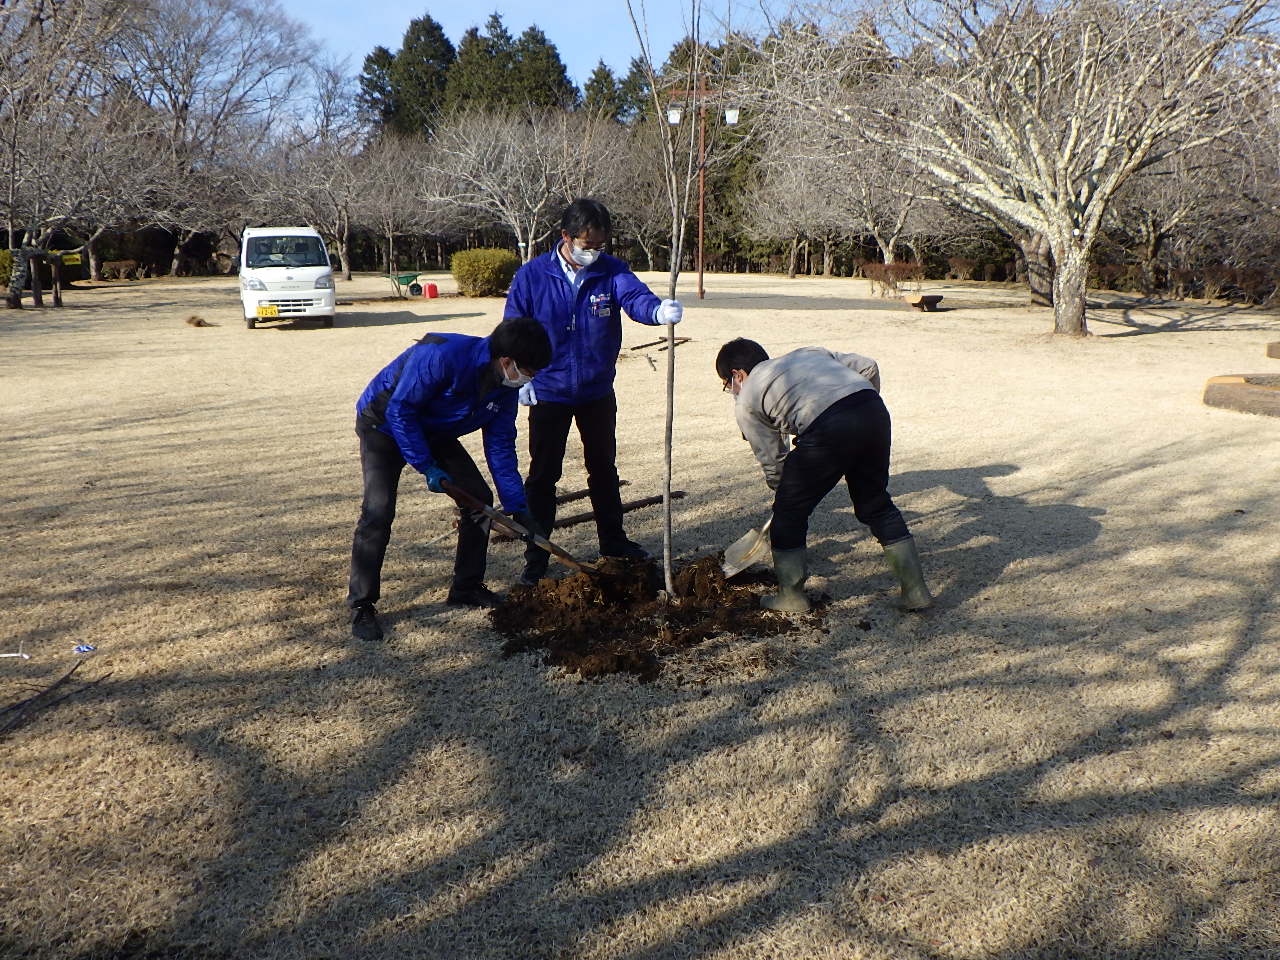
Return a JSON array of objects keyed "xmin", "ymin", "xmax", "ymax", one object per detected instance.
[{"xmin": 667, "ymin": 80, "xmax": 739, "ymax": 300}]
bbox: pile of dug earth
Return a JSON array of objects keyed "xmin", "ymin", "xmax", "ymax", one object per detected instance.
[{"xmin": 490, "ymin": 556, "xmax": 827, "ymax": 680}]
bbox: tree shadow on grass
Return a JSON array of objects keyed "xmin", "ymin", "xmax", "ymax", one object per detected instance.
[
  {"xmin": 1087, "ymin": 299, "xmax": 1278, "ymax": 337},
  {"xmin": 6, "ymin": 423, "xmax": 1277, "ymax": 958},
  {"xmin": 335, "ymin": 310, "xmax": 488, "ymax": 329}
]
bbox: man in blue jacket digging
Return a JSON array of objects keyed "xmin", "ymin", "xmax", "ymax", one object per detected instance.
[
  {"xmin": 505, "ymin": 198, "xmax": 683, "ymax": 586},
  {"xmin": 346, "ymin": 317, "xmax": 552, "ymax": 642}
]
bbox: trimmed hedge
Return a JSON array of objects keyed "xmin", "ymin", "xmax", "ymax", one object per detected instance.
[
  {"xmin": 0, "ymin": 249, "xmax": 11, "ymax": 288},
  {"xmin": 451, "ymin": 248, "xmax": 520, "ymax": 297}
]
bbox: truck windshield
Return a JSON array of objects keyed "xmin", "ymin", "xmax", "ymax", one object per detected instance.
[{"xmin": 246, "ymin": 236, "xmax": 329, "ymax": 268}]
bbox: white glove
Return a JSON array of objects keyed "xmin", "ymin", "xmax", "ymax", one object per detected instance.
[
  {"xmin": 518, "ymin": 381, "xmax": 537, "ymax": 406},
  {"xmin": 656, "ymin": 299, "xmax": 683, "ymax": 324}
]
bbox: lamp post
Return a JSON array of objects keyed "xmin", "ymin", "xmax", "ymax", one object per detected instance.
[{"xmin": 668, "ymin": 79, "xmax": 738, "ymax": 300}]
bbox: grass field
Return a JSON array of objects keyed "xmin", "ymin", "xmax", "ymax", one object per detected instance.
[{"xmin": 2, "ymin": 271, "xmax": 1278, "ymax": 959}]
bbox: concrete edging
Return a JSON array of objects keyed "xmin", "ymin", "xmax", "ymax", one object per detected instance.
[{"xmin": 1203, "ymin": 374, "xmax": 1280, "ymax": 418}]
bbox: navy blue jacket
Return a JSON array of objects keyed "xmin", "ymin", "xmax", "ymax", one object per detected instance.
[
  {"xmin": 504, "ymin": 249, "xmax": 662, "ymax": 405},
  {"xmin": 355, "ymin": 334, "xmax": 526, "ymax": 512}
]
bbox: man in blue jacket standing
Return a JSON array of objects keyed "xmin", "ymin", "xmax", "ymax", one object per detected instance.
[
  {"xmin": 347, "ymin": 317, "xmax": 552, "ymax": 641},
  {"xmin": 505, "ymin": 198, "xmax": 683, "ymax": 585}
]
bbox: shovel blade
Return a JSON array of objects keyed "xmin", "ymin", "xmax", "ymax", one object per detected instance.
[{"xmin": 722, "ymin": 518, "xmax": 772, "ymax": 579}]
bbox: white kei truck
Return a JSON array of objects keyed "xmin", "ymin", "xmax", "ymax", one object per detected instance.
[{"xmin": 238, "ymin": 226, "xmax": 336, "ymax": 328}]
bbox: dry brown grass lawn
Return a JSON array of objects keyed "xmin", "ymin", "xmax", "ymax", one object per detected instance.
[{"xmin": 2, "ymin": 271, "xmax": 1278, "ymax": 960}]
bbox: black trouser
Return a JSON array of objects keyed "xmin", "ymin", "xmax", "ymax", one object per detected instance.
[
  {"xmin": 770, "ymin": 390, "xmax": 910, "ymax": 551},
  {"xmin": 523, "ymin": 391, "xmax": 629, "ymax": 574},
  {"xmin": 347, "ymin": 425, "xmax": 492, "ymax": 608}
]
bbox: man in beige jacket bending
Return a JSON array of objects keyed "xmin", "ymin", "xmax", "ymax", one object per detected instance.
[{"xmin": 715, "ymin": 337, "xmax": 932, "ymax": 612}]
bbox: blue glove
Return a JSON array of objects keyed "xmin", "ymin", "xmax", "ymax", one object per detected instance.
[{"xmin": 425, "ymin": 465, "xmax": 452, "ymax": 493}]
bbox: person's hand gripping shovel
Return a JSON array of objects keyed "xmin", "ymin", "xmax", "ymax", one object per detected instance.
[{"xmin": 440, "ymin": 480, "xmax": 599, "ymax": 577}]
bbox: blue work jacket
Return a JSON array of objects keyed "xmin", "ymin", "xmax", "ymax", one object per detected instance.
[
  {"xmin": 504, "ymin": 249, "xmax": 662, "ymax": 405},
  {"xmin": 355, "ymin": 334, "xmax": 526, "ymax": 512}
]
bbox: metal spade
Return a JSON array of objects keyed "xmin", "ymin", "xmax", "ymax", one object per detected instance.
[{"xmin": 721, "ymin": 516, "xmax": 772, "ymax": 579}]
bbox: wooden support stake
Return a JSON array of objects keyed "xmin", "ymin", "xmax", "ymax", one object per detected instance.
[
  {"xmin": 631, "ymin": 336, "xmax": 690, "ymax": 351},
  {"xmin": 492, "ymin": 491, "xmax": 686, "ymax": 541}
]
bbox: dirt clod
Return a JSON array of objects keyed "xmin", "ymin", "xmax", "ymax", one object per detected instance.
[{"xmin": 491, "ymin": 555, "xmax": 824, "ymax": 680}]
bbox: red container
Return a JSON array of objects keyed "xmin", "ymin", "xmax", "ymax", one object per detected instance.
[{"xmin": 425, "ymin": 282, "xmax": 439, "ymax": 299}]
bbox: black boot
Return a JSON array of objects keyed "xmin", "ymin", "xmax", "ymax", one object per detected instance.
[
  {"xmin": 446, "ymin": 584, "xmax": 502, "ymax": 607},
  {"xmin": 351, "ymin": 604, "xmax": 384, "ymax": 641}
]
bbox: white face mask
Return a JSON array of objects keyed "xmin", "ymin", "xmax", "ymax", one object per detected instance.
[
  {"xmin": 569, "ymin": 245, "xmax": 600, "ymax": 267},
  {"xmin": 501, "ymin": 360, "xmax": 532, "ymax": 388}
]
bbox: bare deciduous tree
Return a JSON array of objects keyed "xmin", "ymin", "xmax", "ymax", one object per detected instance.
[
  {"xmin": 111, "ymin": 0, "xmax": 307, "ymax": 272},
  {"xmin": 255, "ymin": 60, "xmax": 370, "ymax": 279},
  {"xmin": 429, "ymin": 108, "xmax": 619, "ymax": 260},
  {"xmin": 734, "ymin": 0, "xmax": 1275, "ymax": 334},
  {"xmin": 1, "ymin": 0, "xmax": 133, "ymax": 304}
]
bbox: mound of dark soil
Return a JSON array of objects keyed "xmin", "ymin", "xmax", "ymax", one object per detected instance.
[{"xmin": 491, "ymin": 556, "xmax": 824, "ymax": 680}]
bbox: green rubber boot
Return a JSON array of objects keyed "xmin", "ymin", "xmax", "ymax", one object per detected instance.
[
  {"xmin": 883, "ymin": 537, "xmax": 933, "ymax": 610},
  {"xmin": 761, "ymin": 548, "xmax": 810, "ymax": 613}
]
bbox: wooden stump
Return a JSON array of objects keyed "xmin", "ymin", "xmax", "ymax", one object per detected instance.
[{"xmin": 1203, "ymin": 374, "xmax": 1280, "ymax": 418}]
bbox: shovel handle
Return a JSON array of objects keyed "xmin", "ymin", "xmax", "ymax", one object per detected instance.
[{"xmin": 440, "ymin": 481, "xmax": 592, "ymax": 574}]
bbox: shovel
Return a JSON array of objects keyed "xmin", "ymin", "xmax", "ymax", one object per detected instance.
[
  {"xmin": 722, "ymin": 516, "xmax": 772, "ymax": 579},
  {"xmin": 441, "ymin": 481, "xmax": 597, "ymax": 576}
]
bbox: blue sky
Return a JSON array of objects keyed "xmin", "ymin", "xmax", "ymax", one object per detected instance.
[{"xmin": 281, "ymin": 1, "xmax": 739, "ymax": 88}]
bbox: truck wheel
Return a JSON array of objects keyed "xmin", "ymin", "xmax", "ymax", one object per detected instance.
[{"xmin": 246, "ymin": 316, "xmax": 256, "ymax": 329}]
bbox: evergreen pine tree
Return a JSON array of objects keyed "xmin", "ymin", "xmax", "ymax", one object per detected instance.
[
  {"xmin": 356, "ymin": 46, "xmax": 397, "ymax": 127},
  {"xmin": 445, "ymin": 18, "xmax": 512, "ymax": 112},
  {"xmin": 446, "ymin": 14, "xmax": 581, "ymax": 112},
  {"xmin": 513, "ymin": 25, "xmax": 578, "ymax": 109},
  {"xmin": 387, "ymin": 14, "xmax": 456, "ymax": 137},
  {"xmin": 618, "ymin": 57, "xmax": 652, "ymax": 125},
  {"xmin": 582, "ymin": 61, "xmax": 624, "ymax": 120}
]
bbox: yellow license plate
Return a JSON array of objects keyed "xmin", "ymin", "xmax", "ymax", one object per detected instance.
[{"xmin": 256, "ymin": 305, "xmax": 279, "ymax": 318}]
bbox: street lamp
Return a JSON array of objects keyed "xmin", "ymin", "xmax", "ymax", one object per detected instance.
[{"xmin": 668, "ymin": 80, "xmax": 738, "ymax": 300}]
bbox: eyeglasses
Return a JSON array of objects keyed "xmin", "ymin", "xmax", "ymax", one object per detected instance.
[
  {"xmin": 721, "ymin": 378, "xmax": 731, "ymax": 392},
  {"xmin": 572, "ymin": 239, "xmax": 607, "ymax": 252}
]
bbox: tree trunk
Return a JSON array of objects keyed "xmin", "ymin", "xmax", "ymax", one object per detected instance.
[
  {"xmin": 1018, "ymin": 233, "xmax": 1054, "ymax": 306},
  {"xmin": 1051, "ymin": 244, "xmax": 1089, "ymax": 336},
  {"xmin": 821, "ymin": 236, "xmax": 834, "ymax": 276},
  {"xmin": 1139, "ymin": 231, "xmax": 1162, "ymax": 297},
  {"xmin": 872, "ymin": 231, "xmax": 895, "ymax": 265},
  {"xmin": 48, "ymin": 254, "xmax": 62, "ymax": 306},
  {"xmin": 30, "ymin": 251, "xmax": 44, "ymax": 306},
  {"xmin": 338, "ymin": 220, "xmax": 352, "ymax": 281},
  {"xmin": 88, "ymin": 236, "xmax": 102, "ymax": 281},
  {"xmin": 170, "ymin": 229, "xmax": 196, "ymax": 276},
  {"xmin": 787, "ymin": 235, "xmax": 799, "ymax": 279},
  {"xmin": 6, "ymin": 248, "xmax": 29, "ymax": 308}
]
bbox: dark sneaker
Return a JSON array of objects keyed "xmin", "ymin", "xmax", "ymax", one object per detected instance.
[
  {"xmin": 351, "ymin": 604, "xmax": 384, "ymax": 641},
  {"xmin": 518, "ymin": 560, "xmax": 549, "ymax": 587},
  {"xmin": 601, "ymin": 540, "xmax": 652, "ymax": 562},
  {"xmin": 446, "ymin": 584, "xmax": 502, "ymax": 608}
]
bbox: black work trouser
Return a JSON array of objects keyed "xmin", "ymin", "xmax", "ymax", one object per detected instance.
[
  {"xmin": 770, "ymin": 390, "xmax": 910, "ymax": 552},
  {"xmin": 347, "ymin": 425, "xmax": 492, "ymax": 608},
  {"xmin": 523, "ymin": 391, "xmax": 629, "ymax": 574}
]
